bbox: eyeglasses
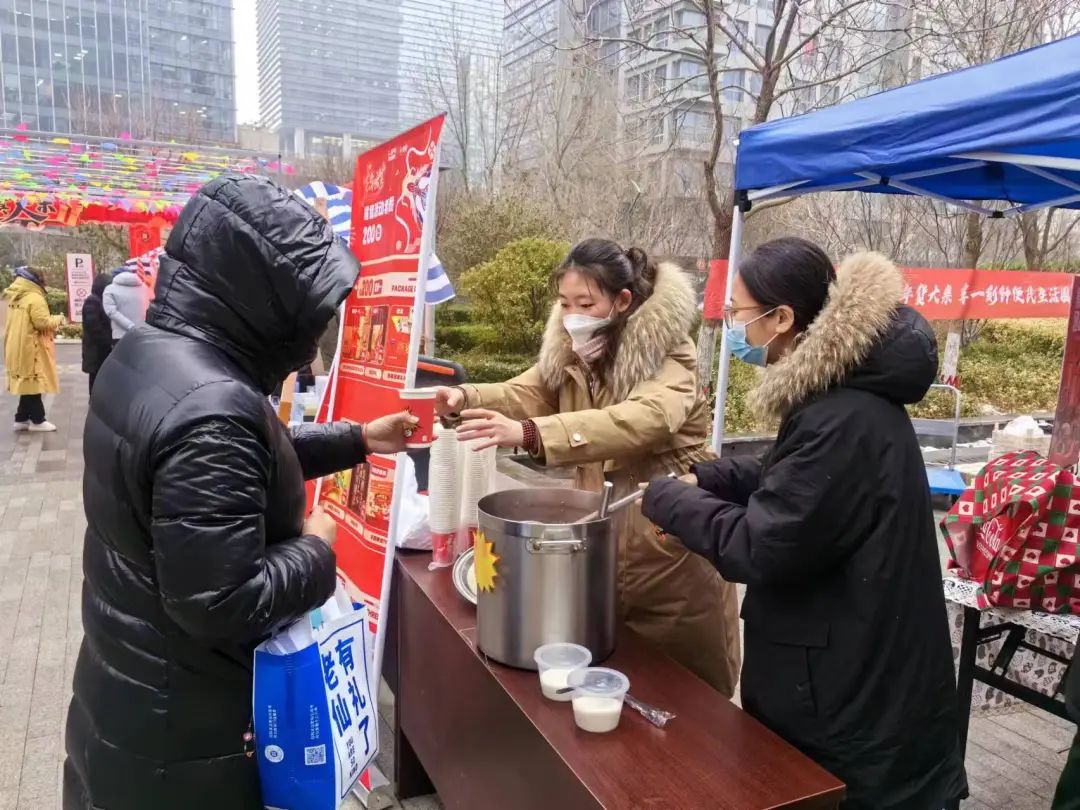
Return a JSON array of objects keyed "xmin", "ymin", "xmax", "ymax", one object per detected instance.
[{"xmin": 721, "ymin": 305, "xmax": 767, "ymax": 329}]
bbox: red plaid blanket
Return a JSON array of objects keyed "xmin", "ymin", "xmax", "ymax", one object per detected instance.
[{"xmin": 942, "ymin": 451, "xmax": 1080, "ymax": 613}]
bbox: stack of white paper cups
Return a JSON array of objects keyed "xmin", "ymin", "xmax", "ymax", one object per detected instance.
[
  {"xmin": 458, "ymin": 439, "xmax": 497, "ymax": 557},
  {"xmin": 428, "ymin": 424, "xmax": 461, "ymax": 568}
]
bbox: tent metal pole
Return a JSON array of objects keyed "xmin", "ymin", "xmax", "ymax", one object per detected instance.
[
  {"xmin": 854, "ymin": 172, "xmax": 997, "ymax": 215},
  {"xmin": 954, "ymin": 151, "xmax": 1080, "ymax": 174},
  {"xmin": 1012, "ymin": 163, "xmax": 1080, "ymax": 196},
  {"xmin": 748, "ymin": 161, "xmax": 987, "ymax": 204},
  {"xmin": 711, "ymin": 206, "xmax": 744, "ymax": 455}
]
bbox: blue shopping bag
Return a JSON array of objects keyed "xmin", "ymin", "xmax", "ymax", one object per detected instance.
[{"xmin": 254, "ymin": 594, "xmax": 379, "ymax": 810}]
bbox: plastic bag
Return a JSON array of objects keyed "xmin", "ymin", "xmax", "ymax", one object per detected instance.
[
  {"xmin": 253, "ymin": 584, "xmax": 379, "ymax": 810},
  {"xmin": 391, "ymin": 455, "xmax": 431, "ymax": 550}
]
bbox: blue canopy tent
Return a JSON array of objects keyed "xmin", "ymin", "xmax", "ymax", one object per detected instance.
[{"xmin": 713, "ymin": 34, "xmax": 1080, "ymax": 485}]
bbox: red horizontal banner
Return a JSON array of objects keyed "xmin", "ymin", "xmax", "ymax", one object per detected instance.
[{"xmin": 703, "ymin": 261, "xmax": 1074, "ymax": 322}]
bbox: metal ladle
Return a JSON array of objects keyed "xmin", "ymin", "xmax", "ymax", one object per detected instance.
[{"xmin": 573, "ymin": 473, "xmax": 676, "ymax": 524}]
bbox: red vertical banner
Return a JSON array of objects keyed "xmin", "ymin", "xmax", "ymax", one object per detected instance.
[
  {"xmin": 1050, "ymin": 276, "xmax": 1080, "ymax": 469},
  {"xmin": 317, "ymin": 115, "xmax": 446, "ymax": 623}
]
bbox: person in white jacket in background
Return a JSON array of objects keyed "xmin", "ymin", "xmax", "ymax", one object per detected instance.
[{"xmin": 103, "ymin": 267, "xmax": 151, "ymax": 346}]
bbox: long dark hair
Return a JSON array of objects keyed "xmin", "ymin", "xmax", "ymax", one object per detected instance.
[
  {"xmin": 553, "ymin": 237, "xmax": 657, "ymax": 383},
  {"xmin": 738, "ymin": 237, "xmax": 835, "ymax": 332}
]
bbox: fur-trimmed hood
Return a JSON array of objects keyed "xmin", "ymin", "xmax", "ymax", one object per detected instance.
[
  {"xmin": 749, "ymin": 251, "xmax": 937, "ymax": 421},
  {"xmin": 537, "ymin": 260, "xmax": 697, "ymax": 401}
]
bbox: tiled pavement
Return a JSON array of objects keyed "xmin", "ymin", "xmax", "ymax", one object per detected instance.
[
  {"xmin": 0, "ymin": 347, "xmax": 89, "ymax": 810},
  {"xmin": 0, "ymin": 345, "xmax": 1073, "ymax": 809}
]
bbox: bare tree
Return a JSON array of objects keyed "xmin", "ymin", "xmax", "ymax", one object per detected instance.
[
  {"xmin": 413, "ymin": 9, "xmax": 521, "ymax": 193},
  {"xmin": 573, "ymin": 0, "xmax": 915, "ymax": 400},
  {"xmin": 1016, "ymin": 209, "xmax": 1080, "ymax": 271},
  {"xmin": 910, "ymin": 0, "xmax": 1080, "ymax": 270},
  {"xmin": 291, "ymin": 151, "xmax": 356, "ymax": 188}
]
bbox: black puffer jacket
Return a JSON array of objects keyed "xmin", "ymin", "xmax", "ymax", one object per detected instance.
[
  {"xmin": 1068, "ymin": 644, "xmax": 1079, "ymax": 723},
  {"xmin": 65, "ymin": 175, "xmax": 365, "ymax": 810},
  {"xmin": 81, "ymin": 274, "xmax": 113, "ymax": 375},
  {"xmin": 644, "ymin": 253, "xmax": 968, "ymax": 809}
]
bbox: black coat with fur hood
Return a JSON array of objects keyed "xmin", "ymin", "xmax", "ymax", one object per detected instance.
[{"xmin": 644, "ymin": 252, "xmax": 968, "ymax": 809}]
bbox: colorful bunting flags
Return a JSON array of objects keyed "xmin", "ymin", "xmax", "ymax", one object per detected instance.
[{"xmin": 0, "ymin": 130, "xmax": 292, "ymax": 226}]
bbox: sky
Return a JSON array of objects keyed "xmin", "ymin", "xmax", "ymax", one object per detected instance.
[{"xmin": 233, "ymin": 0, "xmax": 260, "ymax": 124}]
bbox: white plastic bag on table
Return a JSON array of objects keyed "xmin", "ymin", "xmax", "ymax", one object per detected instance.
[
  {"xmin": 391, "ymin": 455, "xmax": 431, "ymax": 550},
  {"xmin": 253, "ymin": 583, "xmax": 379, "ymax": 810}
]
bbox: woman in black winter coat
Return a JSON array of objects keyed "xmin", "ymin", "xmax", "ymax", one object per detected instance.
[
  {"xmin": 643, "ymin": 238, "xmax": 968, "ymax": 809},
  {"xmin": 1053, "ymin": 645, "xmax": 1079, "ymax": 809},
  {"xmin": 80, "ymin": 274, "xmax": 113, "ymax": 394},
  {"xmin": 64, "ymin": 175, "xmax": 416, "ymax": 810}
]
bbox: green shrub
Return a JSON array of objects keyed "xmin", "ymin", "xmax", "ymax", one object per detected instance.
[
  {"xmin": 460, "ymin": 237, "xmax": 569, "ymax": 354},
  {"xmin": 913, "ymin": 320, "xmax": 1063, "ymax": 420},
  {"xmin": 0, "ymin": 267, "xmax": 12, "ymax": 291},
  {"xmin": 57, "ymin": 322, "xmax": 83, "ymax": 340},
  {"xmin": 434, "ymin": 306, "xmax": 473, "ymax": 326},
  {"xmin": 446, "ymin": 351, "xmax": 534, "ymax": 384},
  {"xmin": 436, "ymin": 323, "xmax": 500, "ymax": 353},
  {"xmin": 714, "ymin": 359, "xmax": 766, "ymax": 435},
  {"xmin": 45, "ymin": 287, "xmax": 68, "ymax": 317}
]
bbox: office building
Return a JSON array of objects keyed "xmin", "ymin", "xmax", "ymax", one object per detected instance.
[
  {"xmin": 501, "ymin": 0, "xmax": 911, "ymax": 197},
  {"xmin": 0, "ymin": 0, "xmax": 236, "ymax": 142},
  {"xmin": 256, "ymin": 0, "xmax": 502, "ymax": 169},
  {"xmin": 257, "ymin": 0, "xmax": 402, "ymax": 157}
]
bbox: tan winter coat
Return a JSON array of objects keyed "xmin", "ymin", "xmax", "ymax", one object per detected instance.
[
  {"xmin": 461, "ymin": 261, "xmax": 741, "ymax": 695},
  {"xmin": 4, "ymin": 277, "xmax": 61, "ymax": 396}
]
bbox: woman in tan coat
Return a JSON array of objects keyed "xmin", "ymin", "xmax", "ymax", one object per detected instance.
[
  {"xmin": 4, "ymin": 266, "xmax": 62, "ymax": 432},
  {"xmin": 438, "ymin": 238, "xmax": 741, "ymax": 695}
]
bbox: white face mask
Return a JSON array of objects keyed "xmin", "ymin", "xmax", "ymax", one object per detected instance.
[{"xmin": 562, "ymin": 306, "xmax": 613, "ymax": 351}]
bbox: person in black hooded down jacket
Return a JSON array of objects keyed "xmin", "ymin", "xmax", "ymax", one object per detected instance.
[
  {"xmin": 80, "ymin": 273, "xmax": 113, "ymax": 394},
  {"xmin": 64, "ymin": 174, "xmax": 417, "ymax": 810},
  {"xmin": 1053, "ymin": 644, "xmax": 1079, "ymax": 808},
  {"xmin": 643, "ymin": 238, "xmax": 968, "ymax": 810}
]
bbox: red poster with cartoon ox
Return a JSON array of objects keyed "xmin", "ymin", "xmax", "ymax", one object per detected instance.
[{"xmin": 317, "ymin": 114, "xmax": 446, "ymax": 625}]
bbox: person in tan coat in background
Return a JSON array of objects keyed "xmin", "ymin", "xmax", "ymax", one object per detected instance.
[{"xmin": 436, "ymin": 237, "xmax": 741, "ymax": 695}]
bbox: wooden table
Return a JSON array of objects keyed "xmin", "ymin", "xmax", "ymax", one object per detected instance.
[{"xmin": 389, "ymin": 553, "xmax": 845, "ymax": 809}]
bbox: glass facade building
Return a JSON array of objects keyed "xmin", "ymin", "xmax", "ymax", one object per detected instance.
[
  {"xmin": 257, "ymin": 0, "xmax": 404, "ymax": 156},
  {"xmin": 256, "ymin": 0, "xmax": 501, "ymax": 162},
  {"xmin": 0, "ymin": 0, "xmax": 235, "ymax": 142}
]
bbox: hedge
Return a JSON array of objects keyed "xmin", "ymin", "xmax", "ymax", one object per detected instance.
[
  {"xmin": 435, "ymin": 323, "xmax": 501, "ymax": 353},
  {"xmin": 445, "ymin": 351, "xmax": 533, "ymax": 384},
  {"xmin": 46, "ymin": 287, "xmax": 68, "ymax": 317}
]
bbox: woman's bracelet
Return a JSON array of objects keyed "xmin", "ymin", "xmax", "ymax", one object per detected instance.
[{"xmin": 520, "ymin": 419, "xmax": 539, "ymax": 453}]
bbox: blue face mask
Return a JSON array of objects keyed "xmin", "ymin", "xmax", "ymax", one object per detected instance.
[{"xmin": 725, "ymin": 308, "xmax": 777, "ymax": 367}]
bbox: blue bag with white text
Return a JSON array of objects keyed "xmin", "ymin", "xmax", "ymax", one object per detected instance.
[{"xmin": 253, "ymin": 587, "xmax": 378, "ymax": 810}]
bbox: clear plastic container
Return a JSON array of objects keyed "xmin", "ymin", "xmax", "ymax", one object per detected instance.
[
  {"xmin": 567, "ymin": 667, "xmax": 630, "ymax": 733},
  {"xmin": 533, "ymin": 643, "xmax": 592, "ymax": 702}
]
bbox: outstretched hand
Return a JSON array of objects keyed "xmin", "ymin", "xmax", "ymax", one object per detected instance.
[
  {"xmin": 363, "ymin": 411, "xmax": 420, "ymax": 455},
  {"xmin": 435, "ymin": 386, "xmax": 464, "ymax": 417},
  {"xmin": 456, "ymin": 408, "xmax": 524, "ymax": 451}
]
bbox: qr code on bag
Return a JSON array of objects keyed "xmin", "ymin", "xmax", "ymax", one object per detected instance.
[{"xmin": 304, "ymin": 745, "xmax": 327, "ymax": 766}]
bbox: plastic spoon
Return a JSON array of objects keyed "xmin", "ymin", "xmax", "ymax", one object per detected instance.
[
  {"xmin": 624, "ymin": 694, "xmax": 676, "ymax": 728},
  {"xmin": 554, "ymin": 687, "xmax": 676, "ymax": 729}
]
